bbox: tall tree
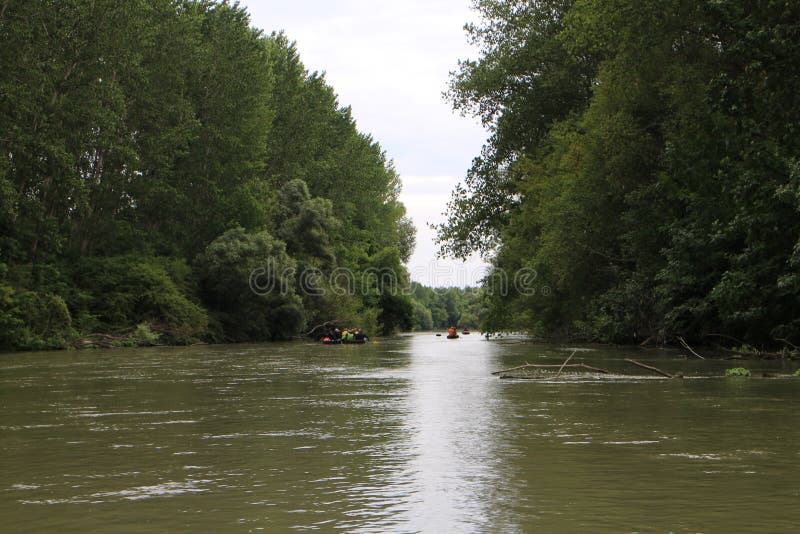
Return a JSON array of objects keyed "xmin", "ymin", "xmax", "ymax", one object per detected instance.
[{"xmin": 439, "ymin": 0, "xmax": 800, "ymax": 347}]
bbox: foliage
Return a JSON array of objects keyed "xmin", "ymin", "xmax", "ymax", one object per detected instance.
[
  {"xmin": 196, "ymin": 227, "xmax": 304, "ymax": 342},
  {"xmin": 0, "ymin": 262, "xmax": 74, "ymax": 350},
  {"xmin": 131, "ymin": 323, "xmax": 161, "ymax": 346},
  {"xmin": 410, "ymin": 283, "xmax": 485, "ymax": 330},
  {"xmin": 725, "ymin": 368, "xmax": 752, "ymax": 377},
  {"xmin": 438, "ymin": 0, "xmax": 800, "ymax": 348},
  {"xmin": 272, "ymin": 179, "xmax": 339, "ymax": 268},
  {"xmin": 71, "ymin": 255, "xmax": 208, "ymax": 344},
  {"xmin": 0, "ymin": 2, "xmax": 416, "ymax": 350},
  {"xmin": 0, "ymin": 288, "xmax": 74, "ymax": 351}
]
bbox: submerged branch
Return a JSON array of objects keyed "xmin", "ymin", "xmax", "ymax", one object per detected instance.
[
  {"xmin": 678, "ymin": 336, "xmax": 705, "ymax": 359},
  {"xmin": 624, "ymin": 358, "xmax": 676, "ymax": 379},
  {"xmin": 556, "ymin": 350, "xmax": 577, "ymax": 377},
  {"xmin": 774, "ymin": 337, "xmax": 800, "ymax": 352},
  {"xmin": 492, "ymin": 362, "xmax": 610, "ymax": 376}
]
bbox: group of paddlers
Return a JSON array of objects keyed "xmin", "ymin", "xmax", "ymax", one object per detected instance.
[
  {"xmin": 442, "ymin": 326, "xmax": 470, "ymax": 339},
  {"xmin": 322, "ymin": 328, "xmax": 369, "ymax": 344}
]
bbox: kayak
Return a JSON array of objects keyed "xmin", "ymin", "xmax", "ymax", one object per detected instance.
[{"xmin": 446, "ymin": 335, "xmax": 460, "ymax": 339}]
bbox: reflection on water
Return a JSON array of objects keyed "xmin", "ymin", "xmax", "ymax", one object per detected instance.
[
  {"xmin": 1, "ymin": 335, "xmax": 799, "ymax": 532},
  {"xmin": 402, "ymin": 334, "xmax": 513, "ymax": 531}
]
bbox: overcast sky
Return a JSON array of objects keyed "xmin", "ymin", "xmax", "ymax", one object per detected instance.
[{"xmin": 242, "ymin": 0, "xmax": 490, "ymax": 287}]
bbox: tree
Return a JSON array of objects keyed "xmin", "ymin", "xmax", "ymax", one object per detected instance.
[
  {"xmin": 438, "ymin": 0, "xmax": 800, "ymax": 347},
  {"xmin": 0, "ymin": 1, "xmax": 417, "ymax": 349},
  {"xmin": 197, "ymin": 227, "xmax": 304, "ymax": 341}
]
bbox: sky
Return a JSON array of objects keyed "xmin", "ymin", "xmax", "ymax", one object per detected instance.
[{"xmin": 242, "ymin": 0, "xmax": 490, "ymax": 287}]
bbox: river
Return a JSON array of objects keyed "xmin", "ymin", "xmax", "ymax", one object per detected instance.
[{"xmin": 1, "ymin": 333, "xmax": 799, "ymax": 532}]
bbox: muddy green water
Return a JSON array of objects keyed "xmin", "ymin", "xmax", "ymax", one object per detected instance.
[{"xmin": 1, "ymin": 334, "xmax": 799, "ymax": 532}]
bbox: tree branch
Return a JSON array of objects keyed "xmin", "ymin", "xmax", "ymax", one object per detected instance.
[
  {"xmin": 678, "ymin": 336, "xmax": 705, "ymax": 359},
  {"xmin": 556, "ymin": 350, "xmax": 576, "ymax": 377},
  {"xmin": 625, "ymin": 358, "xmax": 675, "ymax": 378}
]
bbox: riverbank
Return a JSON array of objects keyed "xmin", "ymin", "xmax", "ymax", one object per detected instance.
[{"xmin": 6, "ymin": 326, "xmax": 800, "ymax": 362}]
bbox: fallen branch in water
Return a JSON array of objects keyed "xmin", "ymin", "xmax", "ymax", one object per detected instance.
[
  {"xmin": 678, "ymin": 336, "xmax": 705, "ymax": 359},
  {"xmin": 774, "ymin": 337, "xmax": 800, "ymax": 352},
  {"xmin": 491, "ymin": 363, "xmax": 536, "ymax": 375},
  {"xmin": 639, "ymin": 335, "xmax": 657, "ymax": 347},
  {"xmin": 80, "ymin": 333, "xmax": 128, "ymax": 341},
  {"xmin": 704, "ymin": 332, "xmax": 748, "ymax": 347},
  {"xmin": 492, "ymin": 363, "xmax": 609, "ymax": 376},
  {"xmin": 305, "ymin": 319, "xmax": 344, "ymax": 337},
  {"xmin": 556, "ymin": 350, "xmax": 577, "ymax": 378},
  {"xmin": 624, "ymin": 358, "xmax": 676, "ymax": 379}
]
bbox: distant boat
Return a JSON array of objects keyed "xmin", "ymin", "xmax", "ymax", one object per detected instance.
[
  {"xmin": 446, "ymin": 334, "xmax": 460, "ymax": 339},
  {"xmin": 462, "ymin": 329, "xmax": 470, "ymax": 335}
]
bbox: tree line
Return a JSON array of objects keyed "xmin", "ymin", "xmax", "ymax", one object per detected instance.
[
  {"xmin": 437, "ymin": 0, "xmax": 800, "ymax": 350},
  {"xmin": 410, "ymin": 283, "xmax": 484, "ymax": 331},
  {"xmin": 0, "ymin": 0, "xmax": 418, "ymax": 350}
]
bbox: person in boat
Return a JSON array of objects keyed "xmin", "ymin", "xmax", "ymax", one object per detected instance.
[
  {"xmin": 447, "ymin": 326, "xmax": 459, "ymax": 338},
  {"xmin": 353, "ymin": 329, "xmax": 368, "ymax": 342},
  {"xmin": 344, "ymin": 329, "xmax": 356, "ymax": 343},
  {"xmin": 331, "ymin": 328, "xmax": 342, "ymax": 341}
]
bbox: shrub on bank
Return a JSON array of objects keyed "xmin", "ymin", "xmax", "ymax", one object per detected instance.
[
  {"xmin": 71, "ymin": 256, "xmax": 208, "ymax": 344},
  {"xmin": 725, "ymin": 367, "xmax": 752, "ymax": 377}
]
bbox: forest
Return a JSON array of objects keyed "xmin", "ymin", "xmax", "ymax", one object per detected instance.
[
  {"xmin": 410, "ymin": 283, "xmax": 484, "ymax": 331},
  {"xmin": 0, "ymin": 0, "xmax": 424, "ymax": 350},
  {"xmin": 6, "ymin": 0, "xmax": 795, "ymax": 352},
  {"xmin": 437, "ymin": 0, "xmax": 800, "ymax": 350}
]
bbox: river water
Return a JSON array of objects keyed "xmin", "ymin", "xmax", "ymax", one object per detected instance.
[{"xmin": 1, "ymin": 333, "xmax": 799, "ymax": 532}]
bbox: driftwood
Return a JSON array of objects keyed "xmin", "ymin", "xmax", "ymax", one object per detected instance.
[
  {"xmin": 556, "ymin": 350, "xmax": 577, "ymax": 377},
  {"xmin": 678, "ymin": 336, "xmax": 705, "ymax": 359},
  {"xmin": 624, "ymin": 358, "xmax": 676, "ymax": 379},
  {"xmin": 73, "ymin": 333, "xmax": 129, "ymax": 349},
  {"xmin": 775, "ymin": 337, "xmax": 800, "ymax": 352},
  {"xmin": 305, "ymin": 320, "xmax": 344, "ymax": 337},
  {"xmin": 81, "ymin": 333, "xmax": 127, "ymax": 340},
  {"xmin": 704, "ymin": 333, "xmax": 768, "ymax": 357},
  {"xmin": 704, "ymin": 332, "xmax": 748, "ymax": 347},
  {"xmin": 639, "ymin": 335, "xmax": 657, "ymax": 347},
  {"xmin": 491, "ymin": 363, "xmax": 535, "ymax": 375},
  {"xmin": 492, "ymin": 363, "xmax": 610, "ymax": 376}
]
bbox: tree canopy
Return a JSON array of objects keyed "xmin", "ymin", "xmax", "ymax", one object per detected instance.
[
  {"xmin": 0, "ymin": 0, "xmax": 416, "ymax": 350},
  {"xmin": 437, "ymin": 0, "xmax": 800, "ymax": 349}
]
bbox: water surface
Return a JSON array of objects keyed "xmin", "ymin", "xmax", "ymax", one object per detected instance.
[{"xmin": 1, "ymin": 334, "xmax": 799, "ymax": 532}]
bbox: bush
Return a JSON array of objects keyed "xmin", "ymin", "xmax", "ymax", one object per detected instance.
[
  {"xmin": 725, "ymin": 367, "xmax": 751, "ymax": 377},
  {"xmin": 72, "ymin": 256, "xmax": 208, "ymax": 344},
  {"xmin": 0, "ymin": 286, "xmax": 74, "ymax": 351},
  {"xmin": 131, "ymin": 323, "xmax": 161, "ymax": 346},
  {"xmin": 197, "ymin": 228, "xmax": 305, "ymax": 341},
  {"xmin": 0, "ymin": 262, "xmax": 76, "ymax": 350}
]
